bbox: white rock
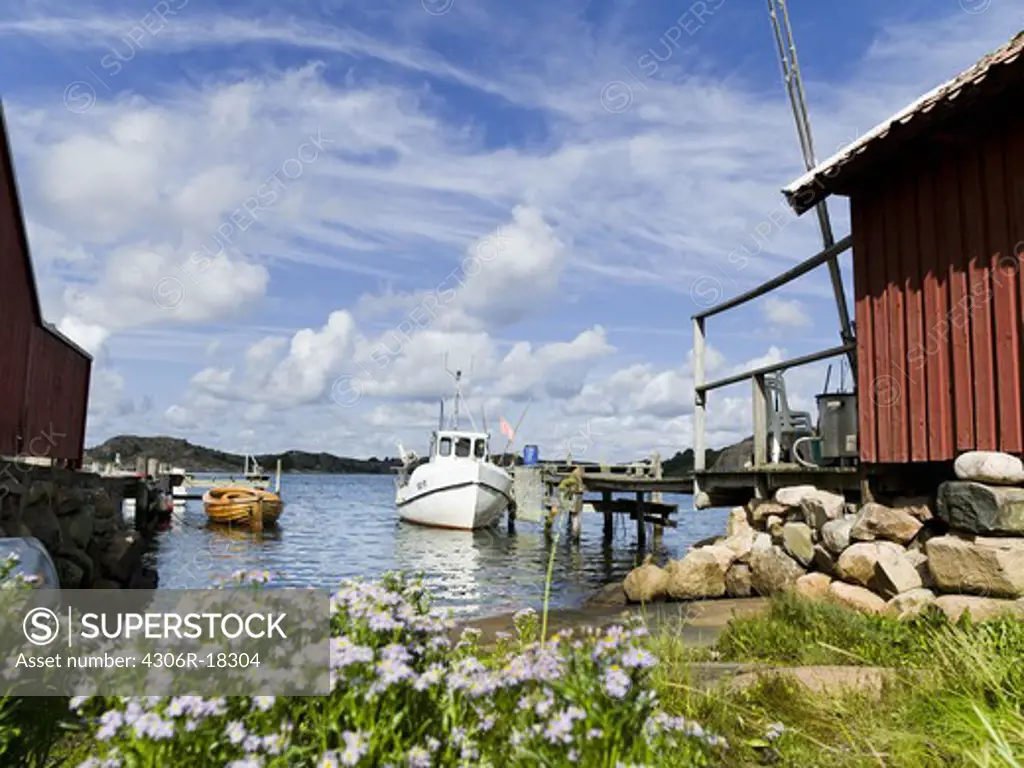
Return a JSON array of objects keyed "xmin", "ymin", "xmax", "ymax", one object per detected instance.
[
  {"xmin": 774, "ymin": 485, "xmax": 819, "ymax": 507},
  {"xmin": 954, "ymin": 451, "xmax": 1024, "ymax": 486}
]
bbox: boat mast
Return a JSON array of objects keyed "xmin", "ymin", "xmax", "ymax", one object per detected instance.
[
  {"xmin": 444, "ymin": 353, "xmax": 462, "ymax": 430},
  {"xmin": 767, "ymin": 0, "xmax": 857, "ymax": 376}
]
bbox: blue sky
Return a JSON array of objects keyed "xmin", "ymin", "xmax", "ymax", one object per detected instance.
[{"xmin": 0, "ymin": 0, "xmax": 1017, "ymax": 460}]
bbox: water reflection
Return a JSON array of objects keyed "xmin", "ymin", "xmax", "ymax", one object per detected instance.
[{"xmin": 153, "ymin": 475, "xmax": 729, "ymax": 617}]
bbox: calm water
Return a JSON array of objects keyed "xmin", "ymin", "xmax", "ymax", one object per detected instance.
[{"xmin": 151, "ymin": 474, "xmax": 728, "ymax": 617}]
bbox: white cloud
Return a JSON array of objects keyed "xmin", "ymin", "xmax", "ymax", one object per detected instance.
[
  {"xmin": 0, "ymin": 1, "xmax": 1014, "ymax": 459},
  {"xmin": 762, "ymin": 296, "xmax": 811, "ymax": 328}
]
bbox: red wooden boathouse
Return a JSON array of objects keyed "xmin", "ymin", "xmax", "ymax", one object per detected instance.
[
  {"xmin": 783, "ymin": 30, "xmax": 1024, "ymax": 468},
  {"xmin": 0, "ymin": 102, "xmax": 91, "ymax": 467}
]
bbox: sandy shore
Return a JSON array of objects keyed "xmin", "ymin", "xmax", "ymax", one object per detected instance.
[{"xmin": 457, "ymin": 597, "xmax": 771, "ymax": 647}]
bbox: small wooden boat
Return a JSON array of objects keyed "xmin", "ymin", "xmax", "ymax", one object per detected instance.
[{"xmin": 202, "ymin": 487, "xmax": 283, "ymax": 530}]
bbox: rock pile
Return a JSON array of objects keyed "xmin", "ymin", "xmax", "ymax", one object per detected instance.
[
  {"xmin": 623, "ymin": 451, "xmax": 1024, "ymax": 622},
  {"xmin": 0, "ymin": 472, "xmax": 158, "ymax": 589}
]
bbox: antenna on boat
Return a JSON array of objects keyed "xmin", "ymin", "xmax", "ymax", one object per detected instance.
[
  {"xmin": 767, "ymin": 0, "xmax": 857, "ymax": 377},
  {"xmin": 444, "ymin": 352, "xmax": 462, "ymax": 429}
]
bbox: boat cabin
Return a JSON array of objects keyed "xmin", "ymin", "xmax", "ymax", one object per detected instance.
[{"xmin": 431, "ymin": 430, "xmax": 491, "ymax": 461}]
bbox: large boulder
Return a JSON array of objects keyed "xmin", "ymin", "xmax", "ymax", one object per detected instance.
[
  {"xmin": 796, "ymin": 489, "xmax": 846, "ymax": 529},
  {"xmin": 750, "ymin": 545, "xmax": 806, "ymax": 596},
  {"xmin": 21, "ymin": 498, "xmax": 62, "ymax": 553},
  {"xmin": 701, "ymin": 544, "xmax": 739, "ymax": 572},
  {"xmin": 795, "ymin": 572, "xmax": 832, "ymax": 602},
  {"xmin": 850, "ymin": 503, "xmax": 923, "ymax": 545},
  {"xmin": 874, "ymin": 545, "xmax": 924, "ymax": 598},
  {"xmin": 724, "ymin": 564, "xmax": 753, "ymax": 597},
  {"xmin": 836, "ymin": 541, "xmax": 906, "ymax": 591},
  {"xmin": 925, "ymin": 535, "xmax": 1024, "ymax": 598},
  {"xmin": 953, "ymin": 451, "xmax": 1024, "ymax": 486},
  {"xmin": 933, "ymin": 595, "xmax": 1024, "ymax": 622},
  {"xmin": 666, "ymin": 551, "xmax": 727, "ymax": 599},
  {"xmin": 752, "ymin": 532, "xmax": 773, "ymax": 554},
  {"xmin": 935, "ymin": 481, "xmax": 1024, "ymax": 535},
  {"xmin": 99, "ymin": 530, "xmax": 146, "ymax": 584},
  {"xmin": 721, "ymin": 528, "xmax": 757, "ymax": 563},
  {"xmin": 821, "ymin": 517, "xmax": 854, "ymax": 555},
  {"xmin": 774, "ymin": 485, "xmax": 819, "ymax": 508},
  {"xmin": 828, "ymin": 582, "xmax": 887, "ymax": 614},
  {"xmin": 56, "ymin": 545, "xmax": 94, "ymax": 588},
  {"xmin": 726, "ymin": 506, "xmax": 754, "ymax": 538},
  {"xmin": 887, "ymin": 588, "xmax": 936, "ymax": 620},
  {"xmin": 623, "ymin": 560, "xmax": 670, "ymax": 603},
  {"xmin": 905, "ymin": 549, "xmax": 934, "ymax": 589},
  {"xmin": 55, "ymin": 486, "xmax": 89, "ymax": 517},
  {"xmin": 747, "ymin": 500, "xmax": 790, "ymax": 527},
  {"xmin": 58, "ymin": 505, "xmax": 95, "ymax": 552},
  {"xmin": 889, "ymin": 497, "xmax": 935, "ymax": 523},
  {"xmin": 812, "ymin": 545, "xmax": 839, "ymax": 577},
  {"xmin": 782, "ymin": 522, "xmax": 814, "ymax": 566}
]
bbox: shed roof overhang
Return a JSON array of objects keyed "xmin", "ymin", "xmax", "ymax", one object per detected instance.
[{"xmin": 781, "ymin": 30, "xmax": 1024, "ymax": 216}]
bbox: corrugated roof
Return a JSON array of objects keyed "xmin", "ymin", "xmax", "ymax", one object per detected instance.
[{"xmin": 783, "ymin": 29, "xmax": 1024, "ymax": 214}]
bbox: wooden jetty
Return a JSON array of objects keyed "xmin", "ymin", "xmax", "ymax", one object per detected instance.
[{"xmin": 508, "ymin": 453, "xmax": 692, "ymax": 548}]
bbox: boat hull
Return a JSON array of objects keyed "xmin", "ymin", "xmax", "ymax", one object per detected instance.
[
  {"xmin": 397, "ymin": 461, "xmax": 511, "ymax": 530},
  {"xmin": 203, "ymin": 488, "xmax": 283, "ymax": 530}
]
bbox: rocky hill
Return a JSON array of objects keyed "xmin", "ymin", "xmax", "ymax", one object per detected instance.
[
  {"xmin": 86, "ymin": 434, "xmax": 752, "ymax": 476},
  {"xmin": 84, "ymin": 435, "xmax": 402, "ymax": 474}
]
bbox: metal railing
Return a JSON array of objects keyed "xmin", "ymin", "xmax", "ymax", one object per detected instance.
[{"xmin": 692, "ymin": 235, "xmax": 854, "ymax": 499}]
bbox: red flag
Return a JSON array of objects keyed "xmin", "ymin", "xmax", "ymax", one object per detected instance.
[{"xmin": 500, "ymin": 417, "xmax": 515, "ymax": 441}]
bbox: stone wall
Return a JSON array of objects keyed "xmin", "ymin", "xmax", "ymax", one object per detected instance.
[
  {"xmin": 0, "ymin": 467, "xmax": 160, "ymax": 589},
  {"xmin": 623, "ymin": 450, "xmax": 1024, "ymax": 622}
]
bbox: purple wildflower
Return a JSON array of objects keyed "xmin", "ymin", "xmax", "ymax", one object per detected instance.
[
  {"xmin": 263, "ymin": 733, "xmax": 287, "ymax": 755},
  {"xmin": 413, "ymin": 664, "xmax": 444, "ymax": 691},
  {"xmin": 375, "ymin": 657, "xmax": 415, "ymax": 687},
  {"xmin": 96, "ymin": 709, "xmax": 123, "ymax": 740},
  {"xmin": 544, "ymin": 709, "xmax": 584, "ymax": 744},
  {"xmin": 133, "ymin": 712, "xmax": 174, "ymax": 740},
  {"xmin": 252, "ymin": 696, "xmax": 276, "ymax": 712},
  {"xmin": 317, "ymin": 752, "xmax": 340, "ymax": 768},
  {"xmin": 331, "ymin": 639, "xmax": 374, "ymax": 670},
  {"xmin": 368, "ymin": 611, "xmax": 402, "ymax": 632},
  {"xmin": 225, "ymin": 720, "xmax": 247, "ymax": 745},
  {"xmin": 381, "ymin": 644, "xmax": 411, "ymax": 663},
  {"xmin": 406, "ymin": 747, "xmax": 430, "ymax": 767},
  {"xmin": 340, "ymin": 731, "xmax": 368, "ymax": 766},
  {"xmin": 621, "ymin": 646, "xmax": 657, "ymax": 669},
  {"xmin": 603, "ymin": 666, "xmax": 631, "ymax": 698}
]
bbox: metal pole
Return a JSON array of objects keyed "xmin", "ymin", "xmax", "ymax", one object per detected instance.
[{"xmin": 768, "ymin": 0, "xmax": 856, "ymax": 376}]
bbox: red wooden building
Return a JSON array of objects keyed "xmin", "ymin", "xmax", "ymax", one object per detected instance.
[
  {"xmin": 0, "ymin": 102, "xmax": 91, "ymax": 467},
  {"xmin": 783, "ymin": 30, "xmax": 1024, "ymax": 468}
]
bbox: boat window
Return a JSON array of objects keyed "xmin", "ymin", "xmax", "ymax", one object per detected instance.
[
  {"xmin": 438, "ymin": 438, "xmax": 452, "ymax": 457},
  {"xmin": 455, "ymin": 438, "xmax": 472, "ymax": 457},
  {"xmin": 474, "ymin": 439, "xmax": 486, "ymax": 458}
]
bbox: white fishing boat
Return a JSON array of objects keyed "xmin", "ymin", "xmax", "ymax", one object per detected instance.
[{"xmin": 395, "ymin": 366, "xmax": 512, "ymax": 530}]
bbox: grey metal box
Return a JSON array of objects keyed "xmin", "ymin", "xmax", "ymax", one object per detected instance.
[{"xmin": 816, "ymin": 393, "xmax": 858, "ymax": 459}]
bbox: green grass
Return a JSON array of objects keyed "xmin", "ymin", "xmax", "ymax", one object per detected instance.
[
  {"xmin": 647, "ymin": 594, "xmax": 1024, "ymax": 766},
  {"xmin": 4, "ymin": 586, "xmax": 1024, "ymax": 766}
]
